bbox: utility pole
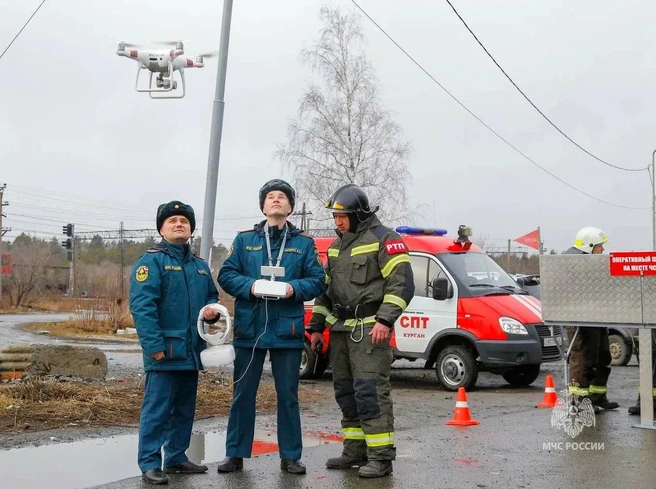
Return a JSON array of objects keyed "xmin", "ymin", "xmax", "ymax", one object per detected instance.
[
  {"xmin": 506, "ymin": 239, "xmax": 511, "ymax": 272},
  {"xmin": 119, "ymin": 221, "xmax": 125, "ymax": 299},
  {"xmin": 0, "ymin": 184, "xmax": 6, "ymax": 305},
  {"xmin": 292, "ymin": 203, "xmax": 312, "ymax": 231},
  {"xmin": 652, "ymin": 150, "xmax": 656, "ymax": 251},
  {"xmin": 200, "ymin": 0, "xmax": 234, "ymax": 262},
  {"xmin": 62, "ymin": 223, "xmax": 75, "ymax": 296}
]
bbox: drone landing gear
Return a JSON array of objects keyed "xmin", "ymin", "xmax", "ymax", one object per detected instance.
[{"xmin": 134, "ymin": 62, "xmax": 186, "ymax": 99}]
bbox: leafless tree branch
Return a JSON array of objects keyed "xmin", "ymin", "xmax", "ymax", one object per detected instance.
[{"xmin": 277, "ymin": 4, "xmax": 413, "ymax": 227}]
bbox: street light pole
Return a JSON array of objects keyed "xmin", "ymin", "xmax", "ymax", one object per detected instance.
[
  {"xmin": 652, "ymin": 149, "xmax": 656, "ymax": 251},
  {"xmin": 200, "ymin": 0, "xmax": 234, "ymax": 262}
]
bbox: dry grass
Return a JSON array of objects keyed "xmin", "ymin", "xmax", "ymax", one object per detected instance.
[
  {"xmin": 0, "ymin": 372, "xmax": 325, "ymax": 434},
  {"xmin": 22, "ymin": 320, "xmax": 137, "ymax": 340}
]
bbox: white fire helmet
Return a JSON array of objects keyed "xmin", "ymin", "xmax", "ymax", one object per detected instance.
[{"xmin": 574, "ymin": 226, "xmax": 608, "ymax": 253}]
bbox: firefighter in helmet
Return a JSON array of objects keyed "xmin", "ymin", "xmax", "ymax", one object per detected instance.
[
  {"xmin": 565, "ymin": 226, "xmax": 619, "ymax": 411},
  {"xmin": 306, "ymin": 184, "xmax": 414, "ymax": 478}
]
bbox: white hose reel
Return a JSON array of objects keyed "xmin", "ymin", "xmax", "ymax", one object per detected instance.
[{"xmin": 196, "ymin": 303, "xmax": 235, "ymax": 368}]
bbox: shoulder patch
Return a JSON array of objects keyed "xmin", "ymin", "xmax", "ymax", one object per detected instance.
[
  {"xmin": 226, "ymin": 245, "xmax": 234, "ymax": 259},
  {"xmin": 384, "ymin": 240, "xmax": 408, "ymax": 255},
  {"xmin": 135, "ymin": 265, "xmax": 149, "ymax": 282}
]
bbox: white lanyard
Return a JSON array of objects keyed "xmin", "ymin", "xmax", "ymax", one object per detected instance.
[{"xmin": 263, "ymin": 223, "xmax": 288, "ymax": 267}]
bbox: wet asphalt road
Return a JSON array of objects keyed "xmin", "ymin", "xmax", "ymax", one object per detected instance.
[
  {"xmin": 91, "ymin": 360, "xmax": 656, "ymax": 489},
  {"xmin": 3, "ymin": 314, "xmax": 656, "ymax": 488},
  {"xmin": 89, "ymin": 381, "xmax": 656, "ymax": 489}
]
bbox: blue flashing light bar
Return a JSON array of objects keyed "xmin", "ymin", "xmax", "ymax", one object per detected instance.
[{"xmin": 396, "ymin": 226, "xmax": 448, "ymax": 236}]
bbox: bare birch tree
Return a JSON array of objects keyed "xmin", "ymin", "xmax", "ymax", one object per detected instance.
[{"xmin": 277, "ymin": 5, "xmax": 412, "ymax": 226}]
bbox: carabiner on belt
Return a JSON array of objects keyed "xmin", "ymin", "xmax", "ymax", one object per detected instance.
[{"xmin": 350, "ymin": 304, "xmax": 365, "ymax": 343}]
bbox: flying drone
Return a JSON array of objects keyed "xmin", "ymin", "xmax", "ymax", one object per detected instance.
[{"xmin": 116, "ymin": 41, "xmax": 216, "ymax": 99}]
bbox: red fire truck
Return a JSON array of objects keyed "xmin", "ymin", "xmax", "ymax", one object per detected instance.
[{"xmin": 301, "ymin": 226, "xmax": 560, "ymax": 391}]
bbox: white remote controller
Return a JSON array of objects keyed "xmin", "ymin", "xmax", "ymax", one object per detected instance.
[{"xmin": 253, "ymin": 279, "xmax": 288, "ymax": 299}]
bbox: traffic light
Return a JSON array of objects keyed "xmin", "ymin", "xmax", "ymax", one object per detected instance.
[
  {"xmin": 61, "ymin": 238, "xmax": 73, "ymax": 250},
  {"xmin": 62, "ymin": 223, "xmax": 74, "ymax": 237}
]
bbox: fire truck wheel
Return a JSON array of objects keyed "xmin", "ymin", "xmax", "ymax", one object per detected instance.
[
  {"xmin": 299, "ymin": 341, "xmax": 328, "ymax": 379},
  {"xmin": 608, "ymin": 333, "xmax": 632, "ymax": 366},
  {"xmin": 501, "ymin": 364, "xmax": 540, "ymax": 387},
  {"xmin": 436, "ymin": 345, "xmax": 478, "ymax": 391}
]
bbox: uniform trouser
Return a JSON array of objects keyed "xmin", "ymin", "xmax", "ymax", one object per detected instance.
[
  {"xmin": 329, "ymin": 330, "xmax": 396, "ymax": 461},
  {"xmin": 225, "ymin": 347, "xmax": 303, "ymax": 460},
  {"xmin": 138, "ymin": 370, "xmax": 198, "ymax": 472},
  {"xmin": 567, "ymin": 327, "xmax": 611, "ymax": 397}
]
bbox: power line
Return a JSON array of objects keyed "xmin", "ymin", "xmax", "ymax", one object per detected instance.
[
  {"xmin": 10, "ymin": 187, "xmax": 264, "ymax": 223},
  {"xmin": 443, "ymin": 0, "xmax": 647, "ymax": 173},
  {"xmin": 350, "ymin": 0, "xmax": 649, "ymax": 210},
  {"xmin": 0, "ymin": 0, "xmax": 47, "ymax": 62},
  {"xmin": 10, "ymin": 189, "xmax": 153, "ymax": 217}
]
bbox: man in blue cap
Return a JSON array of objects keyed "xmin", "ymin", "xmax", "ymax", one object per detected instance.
[
  {"xmin": 130, "ymin": 200, "xmax": 220, "ymax": 485},
  {"xmin": 216, "ymin": 179, "xmax": 326, "ymax": 475}
]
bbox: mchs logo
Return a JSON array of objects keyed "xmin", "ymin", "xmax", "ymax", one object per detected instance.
[{"xmin": 551, "ymin": 389, "xmax": 596, "ymax": 439}]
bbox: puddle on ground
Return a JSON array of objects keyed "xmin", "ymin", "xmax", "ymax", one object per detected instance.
[{"xmin": 0, "ymin": 429, "xmax": 342, "ymax": 489}]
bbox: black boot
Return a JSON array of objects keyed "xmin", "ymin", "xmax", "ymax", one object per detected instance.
[
  {"xmin": 142, "ymin": 469, "xmax": 169, "ymax": 485},
  {"xmin": 217, "ymin": 457, "xmax": 243, "ymax": 473},
  {"xmin": 280, "ymin": 459, "xmax": 306, "ymax": 474},
  {"xmin": 628, "ymin": 396, "xmax": 656, "ymax": 415},
  {"xmin": 163, "ymin": 460, "xmax": 208, "ymax": 474},
  {"xmin": 358, "ymin": 460, "xmax": 393, "ymax": 478},
  {"xmin": 590, "ymin": 394, "xmax": 619, "ymax": 410},
  {"xmin": 326, "ymin": 453, "xmax": 368, "ymax": 469}
]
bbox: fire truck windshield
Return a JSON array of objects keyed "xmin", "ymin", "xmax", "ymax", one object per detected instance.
[{"xmin": 438, "ymin": 252, "xmax": 524, "ymax": 295}]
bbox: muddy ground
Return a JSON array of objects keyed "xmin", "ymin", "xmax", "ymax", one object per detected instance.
[
  {"xmin": 0, "ymin": 313, "xmax": 644, "ymax": 458},
  {"xmin": 0, "ymin": 355, "xmax": 574, "ymax": 452}
]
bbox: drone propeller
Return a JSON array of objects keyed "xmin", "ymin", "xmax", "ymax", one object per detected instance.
[
  {"xmin": 194, "ymin": 51, "xmax": 219, "ymax": 59},
  {"xmin": 152, "ymin": 40, "xmax": 187, "ymax": 46}
]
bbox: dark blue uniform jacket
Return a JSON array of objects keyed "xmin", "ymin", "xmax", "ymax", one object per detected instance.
[
  {"xmin": 218, "ymin": 221, "xmax": 326, "ymax": 349},
  {"xmin": 129, "ymin": 240, "xmax": 219, "ymax": 371}
]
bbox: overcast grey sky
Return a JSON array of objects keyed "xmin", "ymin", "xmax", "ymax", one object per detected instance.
[{"xmin": 2, "ymin": 0, "xmax": 655, "ymax": 252}]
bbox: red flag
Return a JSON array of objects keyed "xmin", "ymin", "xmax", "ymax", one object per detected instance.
[{"xmin": 514, "ymin": 229, "xmax": 540, "ymax": 250}]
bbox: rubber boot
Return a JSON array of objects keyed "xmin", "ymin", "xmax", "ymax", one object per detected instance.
[
  {"xmin": 590, "ymin": 394, "xmax": 619, "ymax": 410},
  {"xmin": 628, "ymin": 396, "xmax": 656, "ymax": 415},
  {"xmin": 358, "ymin": 460, "xmax": 393, "ymax": 478},
  {"xmin": 326, "ymin": 453, "xmax": 368, "ymax": 469}
]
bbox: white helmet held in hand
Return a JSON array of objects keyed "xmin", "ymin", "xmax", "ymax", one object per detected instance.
[{"xmin": 574, "ymin": 226, "xmax": 608, "ymax": 253}]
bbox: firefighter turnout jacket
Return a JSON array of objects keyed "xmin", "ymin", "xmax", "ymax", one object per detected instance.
[{"xmin": 307, "ymin": 214, "xmax": 415, "ymax": 335}]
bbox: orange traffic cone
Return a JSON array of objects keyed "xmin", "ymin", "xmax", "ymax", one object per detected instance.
[
  {"xmin": 445, "ymin": 387, "xmax": 480, "ymax": 426},
  {"xmin": 536, "ymin": 375, "xmax": 558, "ymax": 408}
]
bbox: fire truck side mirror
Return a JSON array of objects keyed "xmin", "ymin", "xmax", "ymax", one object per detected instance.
[{"xmin": 432, "ymin": 276, "xmax": 453, "ymax": 301}]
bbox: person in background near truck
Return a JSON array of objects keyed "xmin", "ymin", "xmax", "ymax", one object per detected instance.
[
  {"xmin": 628, "ymin": 331, "xmax": 656, "ymax": 415},
  {"xmin": 565, "ymin": 226, "xmax": 619, "ymax": 412},
  {"xmin": 215, "ymin": 179, "xmax": 326, "ymax": 476},
  {"xmin": 129, "ymin": 201, "xmax": 220, "ymax": 485},
  {"xmin": 306, "ymin": 184, "xmax": 415, "ymax": 479}
]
